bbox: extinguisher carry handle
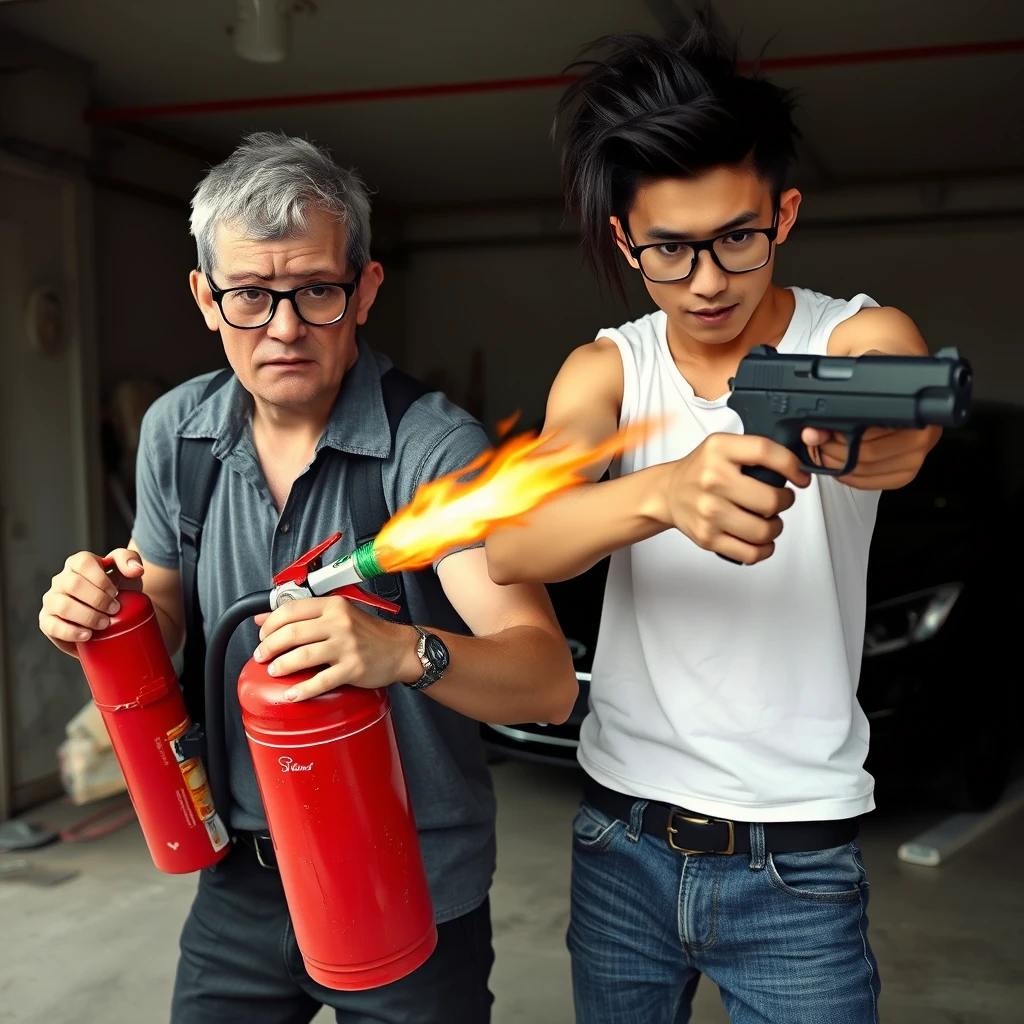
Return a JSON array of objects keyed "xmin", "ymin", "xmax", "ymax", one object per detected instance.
[
  {"xmin": 332, "ymin": 584, "xmax": 401, "ymax": 616},
  {"xmin": 205, "ymin": 590, "xmax": 274, "ymax": 828}
]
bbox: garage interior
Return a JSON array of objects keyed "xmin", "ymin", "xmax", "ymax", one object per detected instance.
[{"xmin": 1, "ymin": 1, "xmax": 1022, "ymax": 1022}]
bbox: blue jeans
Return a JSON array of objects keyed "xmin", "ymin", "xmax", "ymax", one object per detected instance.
[{"xmin": 567, "ymin": 799, "xmax": 880, "ymax": 1024}]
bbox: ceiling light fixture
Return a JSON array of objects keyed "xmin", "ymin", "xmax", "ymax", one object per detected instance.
[{"xmin": 233, "ymin": 0, "xmax": 290, "ymax": 64}]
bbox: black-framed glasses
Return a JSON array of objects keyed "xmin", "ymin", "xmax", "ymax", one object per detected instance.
[
  {"xmin": 626, "ymin": 211, "xmax": 779, "ymax": 284},
  {"xmin": 205, "ymin": 269, "xmax": 362, "ymax": 329}
]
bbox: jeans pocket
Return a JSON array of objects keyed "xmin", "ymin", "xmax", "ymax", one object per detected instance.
[
  {"xmin": 766, "ymin": 841, "xmax": 866, "ymax": 903},
  {"xmin": 571, "ymin": 801, "xmax": 625, "ymax": 854}
]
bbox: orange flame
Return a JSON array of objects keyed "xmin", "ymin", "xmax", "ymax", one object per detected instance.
[
  {"xmin": 372, "ymin": 417, "xmax": 663, "ymax": 574},
  {"xmin": 495, "ymin": 411, "xmax": 521, "ymax": 439}
]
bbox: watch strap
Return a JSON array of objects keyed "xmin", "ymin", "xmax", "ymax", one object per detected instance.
[{"xmin": 408, "ymin": 624, "xmax": 443, "ymax": 691}]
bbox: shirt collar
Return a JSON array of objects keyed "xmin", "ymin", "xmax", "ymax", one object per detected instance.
[{"xmin": 178, "ymin": 333, "xmax": 392, "ymax": 461}]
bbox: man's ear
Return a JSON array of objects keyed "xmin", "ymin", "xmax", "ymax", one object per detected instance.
[
  {"xmin": 609, "ymin": 217, "xmax": 640, "ymax": 268},
  {"xmin": 774, "ymin": 188, "xmax": 802, "ymax": 246},
  {"xmin": 354, "ymin": 261, "xmax": 384, "ymax": 326},
  {"xmin": 190, "ymin": 270, "xmax": 221, "ymax": 332}
]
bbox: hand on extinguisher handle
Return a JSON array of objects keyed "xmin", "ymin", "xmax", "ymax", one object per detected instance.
[
  {"xmin": 38, "ymin": 549, "xmax": 144, "ymax": 657},
  {"xmin": 716, "ymin": 464, "xmax": 788, "ymax": 565},
  {"xmin": 98, "ymin": 550, "xmax": 146, "ymax": 589}
]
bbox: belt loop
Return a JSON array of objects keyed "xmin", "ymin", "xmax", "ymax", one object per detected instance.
[
  {"xmin": 748, "ymin": 823, "xmax": 766, "ymax": 870},
  {"xmin": 627, "ymin": 800, "xmax": 648, "ymax": 842}
]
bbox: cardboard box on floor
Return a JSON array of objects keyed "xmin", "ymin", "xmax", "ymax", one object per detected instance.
[{"xmin": 58, "ymin": 700, "xmax": 126, "ymax": 805}]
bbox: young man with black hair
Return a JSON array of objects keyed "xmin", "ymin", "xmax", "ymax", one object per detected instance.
[{"xmin": 486, "ymin": 20, "xmax": 940, "ymax": 1024}]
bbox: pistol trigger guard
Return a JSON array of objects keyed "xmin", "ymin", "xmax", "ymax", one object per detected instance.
[
  {"xmin": 794, "ymin": 439, "xmax": 819, "ymax": 475},
  {"xmin": 839, "ymin": 428, "xmax": 864, "ymax": 477}
]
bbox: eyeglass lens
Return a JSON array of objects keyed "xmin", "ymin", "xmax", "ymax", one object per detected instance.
[
  {"xmin": 221, "ymin": 284, "xmax": 349, "ymax": 327},
  {"xmin": 639, "ymin": 231, "xmax": 772, "ymax": 282}
]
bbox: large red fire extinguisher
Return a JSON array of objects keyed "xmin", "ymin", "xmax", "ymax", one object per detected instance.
[
  {"xmin": 76, "ymin": 534, "xmax": 436, "ymax": 989},
  {"xmin": 76, "ymin": 585, "xmax": 231, "ymax": 874},
  {"xmin": 206, "ymin": 533, "xmax": 438, "ymax": 991}
]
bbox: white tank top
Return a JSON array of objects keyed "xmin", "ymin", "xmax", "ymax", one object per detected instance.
[{"xmin": 579, "ymin": 287, "xmax": 882, "ymax": 823}]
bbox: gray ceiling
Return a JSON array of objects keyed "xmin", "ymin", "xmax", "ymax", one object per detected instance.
[{"xmin": 1, "ymin": 0, "xmax": 1022, "ymax": 208}]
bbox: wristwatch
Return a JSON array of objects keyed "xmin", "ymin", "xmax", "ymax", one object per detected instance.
[{"xmin": 408, "ymin": 624, "xmax": 450, "ymax": 691}]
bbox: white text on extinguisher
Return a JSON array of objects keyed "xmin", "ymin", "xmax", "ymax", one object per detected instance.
[{"xmin": 278, "ymin": 756, "xmax": 313, "ymax": 773}]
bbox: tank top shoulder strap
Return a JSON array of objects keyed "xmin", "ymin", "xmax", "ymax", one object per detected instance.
[
  {"xmin": 594, "ymin": 311, "xmax": 663, "ymax": 427},
  {"xmin": 785, "ymin": 287, "xmax": 880, "ymax": 357}
]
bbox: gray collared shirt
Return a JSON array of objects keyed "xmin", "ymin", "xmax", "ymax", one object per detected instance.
[{"xmin": 132, "ymin": 337, "xmax": 496, "ymax": 923}]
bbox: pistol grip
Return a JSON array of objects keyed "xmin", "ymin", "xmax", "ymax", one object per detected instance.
[
  {"xmin": 740, "ymin": 464, "xmax": 788, "ymax": 488},
  {"xmin": 715, "ymin": 465, "xmax": 788, "ymax": 565}
]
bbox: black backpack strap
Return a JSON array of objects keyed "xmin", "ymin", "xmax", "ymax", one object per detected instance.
[
  {"xmin": 177, "ymin": 367, "xmax": 233, "ymax": 723},
  {"xmin": 348, "ymin": 366, "xmax": 450, "ymax": 626}
]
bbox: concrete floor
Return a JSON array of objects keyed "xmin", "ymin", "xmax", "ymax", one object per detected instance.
[{"xmin": 1, "ymin": 759, "xmax": 1022, "ymax": 1023}]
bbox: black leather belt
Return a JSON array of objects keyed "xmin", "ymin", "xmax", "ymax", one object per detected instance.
[
  {"xmin": 583, "ymin": 776, "xmax": 859, "ymax": 855},
  {"xmin": 236, "ymin": 830, "xmax": 278, "ymax": 869}
]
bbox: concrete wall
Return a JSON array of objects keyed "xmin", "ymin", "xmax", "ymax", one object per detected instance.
[
  {"xmin": 398, "ymin": 176, "xmax": 1024, "ymax": 433},
  {"xmin": 90, "ymin": 126, "xmax": 409, "ymax": 396},
  {"xmin": 0, "ymin": 31, "xmax": 100, "ymax": 815},
  {"xmin": 2, "ymin": 16, "xmax": 1019, "ymax": 813}
]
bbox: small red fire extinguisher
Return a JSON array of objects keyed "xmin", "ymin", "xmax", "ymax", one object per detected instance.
[
  {"xmin": 208, "ymin": 533, "xmax": 438, "ymax": 991},
  {"xmin": 76, "ymin": 585, "xmax": 230, "ymax": 874}
]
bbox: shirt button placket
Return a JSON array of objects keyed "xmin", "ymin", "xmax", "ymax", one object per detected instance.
[{"xmin": 273, "ymin": 515, "xmax": 294, "ymax": 574}]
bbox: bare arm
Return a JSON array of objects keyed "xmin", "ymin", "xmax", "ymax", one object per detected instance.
[
  {"xmin": 485, "ymin": 339, "xmax": 674, "ymax": 584},
  {"xmin": 252, "ymin": 546, "xmax": 579, "ymax": 725},
  {"xmin": 413, "ymin": 547, "xmax": 578, "ymax": 724},
  {"xmin": 485, "ymin": 336, "xmax": 812, "ymax": 582},
  {"xmin": 827, "ymin": 305, "xmax": 930, "ymax": 358},
  {"xmin": 129, "ymin": 543, "xmax": 187, "ymax": 657},
  {"xmin": 809, "ymin": 305, "xmax": 941, "ymax": 490}
]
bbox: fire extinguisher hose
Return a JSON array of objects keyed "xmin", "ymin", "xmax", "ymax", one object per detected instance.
[{"xmin": 204, "ymin": 590, "xmax": 272, "ymax": 827}]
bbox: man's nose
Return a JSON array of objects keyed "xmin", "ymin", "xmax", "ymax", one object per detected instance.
[
  {"xmin": 266, "ymin": 297, "xmax": 306, "ymax": 342},
  {"xmin": 688, "ymin": 249, "xmax": 728, "ymax": 299}
]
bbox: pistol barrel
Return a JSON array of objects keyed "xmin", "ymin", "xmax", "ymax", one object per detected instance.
[{"xmin": 728, "ymin": 346, "xmax": 973, "ymax": 429}]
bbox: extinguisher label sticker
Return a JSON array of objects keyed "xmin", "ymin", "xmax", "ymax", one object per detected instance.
[{"xmin": 166, "ymin": 718, "xmax": 229, "ymax": 854}]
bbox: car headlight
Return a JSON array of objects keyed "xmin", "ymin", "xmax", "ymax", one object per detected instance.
[
  {"xmin": 567, "ymin": 638, "xmax": 587, "ymax": 661},
  {"xmin": 863, "ymin": 582, "xmax": 962, "ymax": 657}
]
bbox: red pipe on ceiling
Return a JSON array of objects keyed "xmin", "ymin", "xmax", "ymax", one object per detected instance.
[{"xmin": 84, "ymin": 36, "xmax": 1024, "ymax": 124}]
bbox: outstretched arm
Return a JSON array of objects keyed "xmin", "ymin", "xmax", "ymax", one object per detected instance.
[
  {"xmin": 250, "ymin": 546, "xmax": 579, "ymax": 725},
  {"xmin": 485, "ymin": 339, "xmax": 671, "ymax": 584},
  {"xmin": 485, "ymin": 335, "xmax": 810, "ymax": 582},
  {"xmin": 805, "ymin": 306, "xmax": 941, "ymax": 490}
]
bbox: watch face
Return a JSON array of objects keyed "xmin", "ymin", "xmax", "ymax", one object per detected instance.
[{"xmin": 424, "ymin": 634, "xmax": 450, "ymax": 674}]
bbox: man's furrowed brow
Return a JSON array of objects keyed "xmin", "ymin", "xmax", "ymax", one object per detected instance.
[
  {"xmin": 221, "ymin": 268, "xmax": 340, "ymax": 284},
  {"xmin": 222, "ymin": 270, "xmax": 275, "ymax": 283},
  {"xmin": 644, "ymin": 210, "xmax": 761, "ymax": 242}
]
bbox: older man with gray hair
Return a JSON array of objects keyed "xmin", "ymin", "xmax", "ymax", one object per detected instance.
[{"xmin": 38, "ymin": 131, "xmax": 578, "ymax": 1023}]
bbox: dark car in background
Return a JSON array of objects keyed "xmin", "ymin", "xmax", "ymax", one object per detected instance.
[{"xmin": 482, "ymin": 401, "xmax": 1024, "ymax": 811}]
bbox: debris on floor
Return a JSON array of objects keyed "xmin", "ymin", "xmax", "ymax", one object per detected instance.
[
  {"xmin": 0, "ymin": 818, "xmax": 59, "ymax": 851},
  {"xmin": 0, "ymin": 856, "xmax": 79, "ymax": 887}
]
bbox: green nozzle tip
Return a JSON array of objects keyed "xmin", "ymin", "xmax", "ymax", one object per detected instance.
[{"xmin": 353, "ymin": 540, "xmax": 384, "ymax": 580}]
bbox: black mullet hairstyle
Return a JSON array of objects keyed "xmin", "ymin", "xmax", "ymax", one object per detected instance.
[{"xmin": 553, "ymin": 8, "xmax": 800, "ymax": 298}]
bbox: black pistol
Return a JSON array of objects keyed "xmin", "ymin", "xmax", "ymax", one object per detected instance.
[{"xmin": 719, "ymin": 344, "xmax": 973, "ymax": 562}]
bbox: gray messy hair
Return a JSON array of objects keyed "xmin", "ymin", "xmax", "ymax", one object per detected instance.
[{"xmin": 189, "ymin": 131, "xmax": 372, "ymax": 273}]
